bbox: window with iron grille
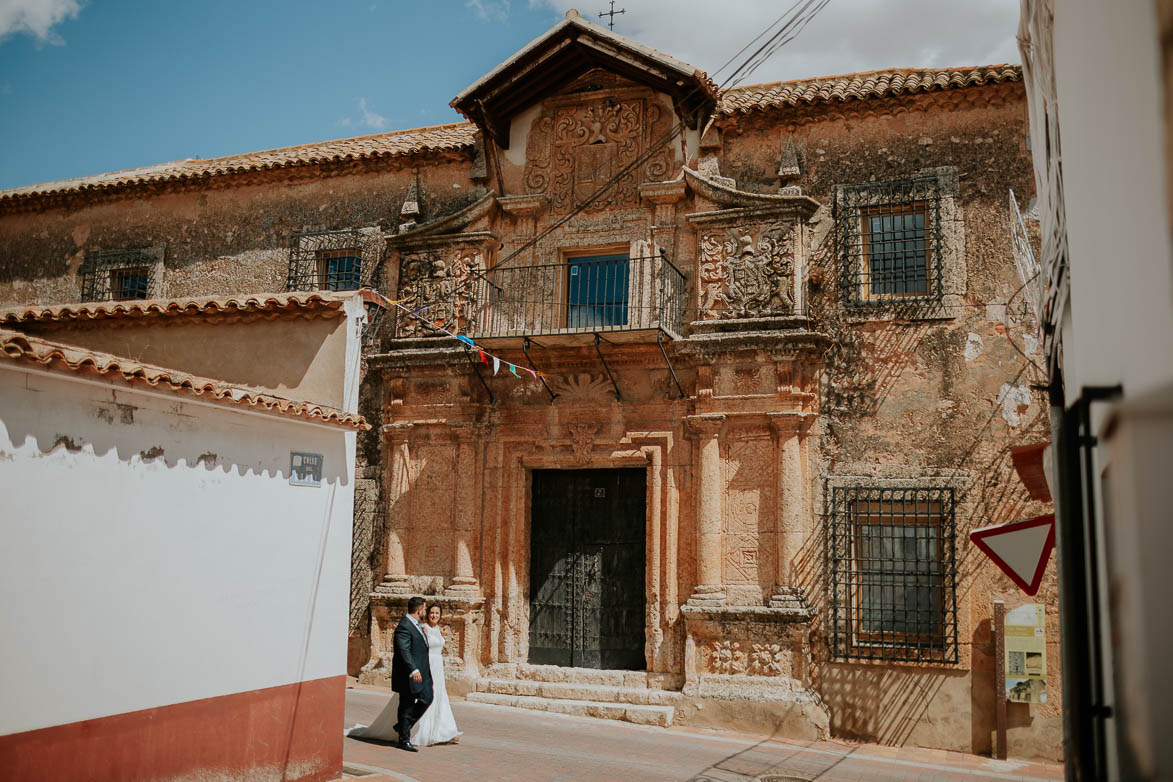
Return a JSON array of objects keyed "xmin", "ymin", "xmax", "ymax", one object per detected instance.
[
  {"xmin": 79, "ymin": 248, "xmax": 160, "ymax": 302},
  {"xmin": 829, "ymin": 486, "xmax": 958, "ymax": 663},
  {"xmin": 836, "ymin": 175, "xmax": 945, "ymax": 308},
  {"xmin": 287, "ymin": 229, "xmax": 372, "ymax": 292}
]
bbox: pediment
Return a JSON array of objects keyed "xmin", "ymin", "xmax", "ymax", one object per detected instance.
[{"xmin": 451, "ymin": 9, "xmax": 717, "ymax": 148}]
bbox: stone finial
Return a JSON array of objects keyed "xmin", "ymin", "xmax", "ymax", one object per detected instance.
[
  {"xmin": 778, "ymin": 135, "xmax": 801, "ymax": 183},
  {"xmin": 399, "ymin": 171, "xmax": 421, "ymax": 233},
  {"xmin": 566, "ymin": 8, "xmax": 582, "ymax": 19}
]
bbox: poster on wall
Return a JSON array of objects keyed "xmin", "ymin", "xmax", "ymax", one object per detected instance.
[{"xmin": 1005, "ymin": 603, "xmax": 1047, "ymax": 703}]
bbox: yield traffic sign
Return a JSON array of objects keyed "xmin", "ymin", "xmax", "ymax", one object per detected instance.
[{"xmin": 969, "ymin": 515, "xmax": 1055, "ymax": 596}]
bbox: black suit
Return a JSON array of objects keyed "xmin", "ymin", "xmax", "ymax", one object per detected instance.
[{"xmin": 391, "ymin": 614, "xmax": 433, "ymax": 742}]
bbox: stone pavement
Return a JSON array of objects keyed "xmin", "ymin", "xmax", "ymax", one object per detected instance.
[{"xmin": 342, "ymin": 686, "xmax": 1064, "ymax": 782}]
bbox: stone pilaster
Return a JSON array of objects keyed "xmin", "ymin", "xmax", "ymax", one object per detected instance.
[
  {"xmin": 686, "ymin": 414, "xmax": 726, "ymax": 606},
  {"xmin": 768, "ymin": 412, "xmax": 813, "ymax": 609},
  {"xmin": 375, "ymin": 422, "xmax": 412, "ymax": 595},
  {"xmin": 446, "ymin": 422, "xmax": 482, "ymax": 597}
]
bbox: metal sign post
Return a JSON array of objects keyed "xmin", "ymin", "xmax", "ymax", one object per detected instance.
[{"xmin": 994, "ymin": 600, "xmax": 1007, "ymax": 760}]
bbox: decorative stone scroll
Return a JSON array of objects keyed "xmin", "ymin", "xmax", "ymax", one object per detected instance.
[
  {"xmin": 523, "ymin": 92, "xmax": 673, "ymax": 214},
  {"xmin": 699, "ymin": 222, "xmax": 796, "ymax": 319},
  {"xmin": 396, "ymin": 247, "xmax": 483, "ymax": 337}
]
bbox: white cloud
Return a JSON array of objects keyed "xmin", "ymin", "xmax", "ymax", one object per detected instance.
[
  {"xmin": 358, "ymin": 97, "xmax": 388, "ymax": 130},
  {"xmin": 0, "ymin": 0, "xmax": 85, "ymax": 45},
  {"xmin": 533, "ymin": 0, "xmax": 1019, "ymax": 84},
  {"xmin": 467, "ymin": 0, "xmax": 510, "ymax": 23}
]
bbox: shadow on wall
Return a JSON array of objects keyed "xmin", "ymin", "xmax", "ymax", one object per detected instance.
[
  {"xmin": 793, "ymin": 488, "xmax": 952, "ymax": 748},
  {"xmin": 820, "ymin": 663, "xmax": 957, "ymax": 746},
  {"xmin": 0, "ymin": 375, "xmax": 349, "ymax": 486}
]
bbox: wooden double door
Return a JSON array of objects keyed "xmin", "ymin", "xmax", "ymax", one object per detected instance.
[{"xmin": 528, "ymin": 468, "xmax": 646, "ymax": 670}]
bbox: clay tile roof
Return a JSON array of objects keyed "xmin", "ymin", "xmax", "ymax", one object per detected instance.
[
  {"xmin": 0, "ymin": 122, "xmax": 477, "ymax": 204},
  {"xmin": 718, "ymin": 64, "xmax": 1022, "ymax": 115},
  {"xmin": 0, "ymin": 327, "xmax": 369, "ymax": 430},
  {"xmin": 0, "ymin": 291, "xmax": 353, "ymax": 327}
]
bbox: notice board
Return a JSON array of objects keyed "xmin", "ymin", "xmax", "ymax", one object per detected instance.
[{"xmin": 1005, "ymin": 603, "xmax": 1047, "ymax": 703}]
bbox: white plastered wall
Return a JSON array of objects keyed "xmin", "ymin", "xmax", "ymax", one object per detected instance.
[
  {"xmin": 1050, "ymin": 3, "xmax": 1173, "ymax": 779},
  {"xmin": 0, "ymin": 365, "xmax": 356, "ymax": 736},
  {"xmin": 1053, "ymin": 0, "xmax": 1173, "ymax": 398}
]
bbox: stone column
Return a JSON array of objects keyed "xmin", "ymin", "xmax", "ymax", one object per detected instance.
[
  {"xmin": 686, "ymin": 414, "xmax": 726, "ymax": 606},
  {"xmin": 446, "ymin": 422, "xmax": 482, "ymax": 597},
  {"xmin": 769, "ymin": 412, "xmax": 811, "ymax": 609},
  {"xmin": 376, "ymin": 423, "xmax": 412, "ymax": 595}
]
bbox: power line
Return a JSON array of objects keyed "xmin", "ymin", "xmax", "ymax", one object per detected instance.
[{"xmin": 373, "ymin": 1, "xmax": 832, "ymax": 341}]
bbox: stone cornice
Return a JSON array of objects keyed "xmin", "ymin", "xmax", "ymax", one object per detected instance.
[
  {"xmin": 386, "ymin": 192, "xmax": 499, "ymax": 246},
  {"xmin": 497, "ymin": 193, "xmax": 549, "ymax": 217},
  {"xmin": 683, "ymin": 168, "xmax": 822, "ymax": 214}
]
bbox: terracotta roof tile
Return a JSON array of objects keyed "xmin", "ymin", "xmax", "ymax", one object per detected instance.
[
  {"xmin": 0, "ymin": 327, "xmax": 369, "ymax": 430},
  {"xmin": 719, "ymin": 64, "xmax": 1022, "ymax": 115},
  {"xmin": 0, "ymin": 291, "xmax": 354, "ymax": 327},
  {"xmin": 1, "ymin": 122, "xmax": 477, "ymax": 203}
]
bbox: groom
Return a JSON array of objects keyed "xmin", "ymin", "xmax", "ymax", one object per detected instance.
[{"xmin": 391, "ymin": 596, "xmax": 433, "ymax": 752}]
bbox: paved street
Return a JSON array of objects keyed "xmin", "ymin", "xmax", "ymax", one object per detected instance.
[{"xmin": 342, "ymin": 687, "xmax": 1064, "ymax": 782}]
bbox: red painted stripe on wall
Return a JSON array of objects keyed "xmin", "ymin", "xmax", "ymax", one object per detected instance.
[{"xmin": 0, "ymin": 674, "xmax": 345, "ymax": 782}]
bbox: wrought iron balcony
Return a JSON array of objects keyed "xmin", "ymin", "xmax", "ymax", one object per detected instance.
[{"xmin": 391, "ymin": 252, "xmax": 687, "ymax": 343}]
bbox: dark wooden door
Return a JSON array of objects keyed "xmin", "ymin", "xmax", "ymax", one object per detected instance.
[{"xmin": 529, "ymin": 468, "xmax": 646, "ymax": 670}]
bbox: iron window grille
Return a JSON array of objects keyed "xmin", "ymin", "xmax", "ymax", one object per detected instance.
[
  {"xmin": 836, "ymin": 176, "xmax": 944, "ymax": 308},
  {"xmin": 286, "ymin": 229, "xmax": 371, "ymax": 292},
  {"xmin": 829, "ymin": 486, "xmax": 958, "ymax": 664},
  {"xmin": 79, "ymin": 249, "xmax": 158, "ymax": 302}
]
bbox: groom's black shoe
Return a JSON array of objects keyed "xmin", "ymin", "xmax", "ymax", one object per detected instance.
[{"xmin": 398, "ymin": 738, "xmax": 419, "ymax": 752}]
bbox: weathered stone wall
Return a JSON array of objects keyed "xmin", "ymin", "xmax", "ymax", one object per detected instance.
[{"xmin": 714, "ymin": 84, "xmax": 1061, "ymax": 759}]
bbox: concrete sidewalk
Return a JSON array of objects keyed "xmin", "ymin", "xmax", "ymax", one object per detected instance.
[{"xmin": 342, "ymin": 685, "xmax": 1064, "ymax": 781}]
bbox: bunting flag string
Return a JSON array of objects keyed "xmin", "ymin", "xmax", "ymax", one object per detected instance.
[{"xmin": 366, "ymin": 290, "xmax": 547, "ymax": 386}]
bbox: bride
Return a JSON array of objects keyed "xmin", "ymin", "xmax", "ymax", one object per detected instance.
[{"xmin": 346, "ymin": 603, "xmax": 462, "ymax": 746}]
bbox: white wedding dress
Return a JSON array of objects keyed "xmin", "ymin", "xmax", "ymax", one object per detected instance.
[
  {"xmin": 346, "ymin": 624, "xmax": 461, "ymax": 746},
  {"xmin": 413, "ymin": 624, "xmax": 462, "ymax": 745}
]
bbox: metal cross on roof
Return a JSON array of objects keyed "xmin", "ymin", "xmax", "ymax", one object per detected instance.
[{"xmin": 599, "ymin": 1, "xmax": 625, "ymax": 30}]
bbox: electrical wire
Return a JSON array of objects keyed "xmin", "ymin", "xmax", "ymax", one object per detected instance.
[{"xmin": 371, "ymin": 1, "xmax": 832, "ymax": 342}]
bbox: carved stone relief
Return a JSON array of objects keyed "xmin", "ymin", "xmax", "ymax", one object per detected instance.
[
  {"xmin": 568, "ymin": 423, "xmax": 599, "ymax": 465},
  {"xmin": 705, "ymin": 640, "xmax": 745, "ymax": 675},
  {"xmin": 699, "ymin": 222, "xmax": 796, "ymax": 319},
  {"xmin": 549, "ymin": 372, "xmax": 612, "ymax": 400},
  {"xmin": 702, "ymin": 639, "xmax": 794, "ymax": 677},
  {"xmin": 396, "ymin": 247, "xmax": 483, "ymax": 337},
  {"xmin": 406, "ymin": 444, "xmax": 455, "ymax": 576},
  {"xmin": 722, "ymin": 438, "xmax": 774, "ymax": 586},
  {"xmin": 523, "ymin": 94, "xmax": 673, "ymax": 214}
]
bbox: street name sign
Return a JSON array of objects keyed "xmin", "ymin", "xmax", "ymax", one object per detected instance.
[{"xmin": 969, "ymin": 514, "xmax": 1055, "ymax": 596}]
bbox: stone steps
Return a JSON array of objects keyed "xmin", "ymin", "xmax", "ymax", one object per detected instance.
[
  {"xmin": 488, "ymin": 662, "xmax": 684, "ymax": 690},
  {"xmin": 476, "ymin": 677, "xmax": 683, "ymax": 706},
  {"xmin": 464, "ymin": 691, "xmax": 676, "ymax": 727}
]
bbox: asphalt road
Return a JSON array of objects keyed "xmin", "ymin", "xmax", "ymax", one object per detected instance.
[{"xmin": 342, "ymin": 687, "xmax": 1064, "ymax": 782}]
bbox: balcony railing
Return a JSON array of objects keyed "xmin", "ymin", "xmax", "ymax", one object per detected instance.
[{"xmin": 391, "ymin": 253, "xmax": 687, "ymax": 341}]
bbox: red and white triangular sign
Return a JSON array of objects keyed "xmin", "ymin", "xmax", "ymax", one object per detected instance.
[{"xmin": 969, "ymin": 515, "xmax": 1055, "ymax": 596}]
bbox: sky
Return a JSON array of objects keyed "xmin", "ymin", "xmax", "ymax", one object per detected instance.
[{"xmin": 0, "ymin": 0, "xmax": 1021, "ymax": 191}]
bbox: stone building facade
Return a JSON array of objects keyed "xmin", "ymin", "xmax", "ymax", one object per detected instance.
[{"xmin": 0, "ymin": 12, "xmax": 1059, "ymax": 760}]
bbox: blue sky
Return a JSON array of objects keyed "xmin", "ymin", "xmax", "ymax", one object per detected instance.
[{"xmin": 0, "ymin": 0, "xmax": 1020, "ymax": 191}]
